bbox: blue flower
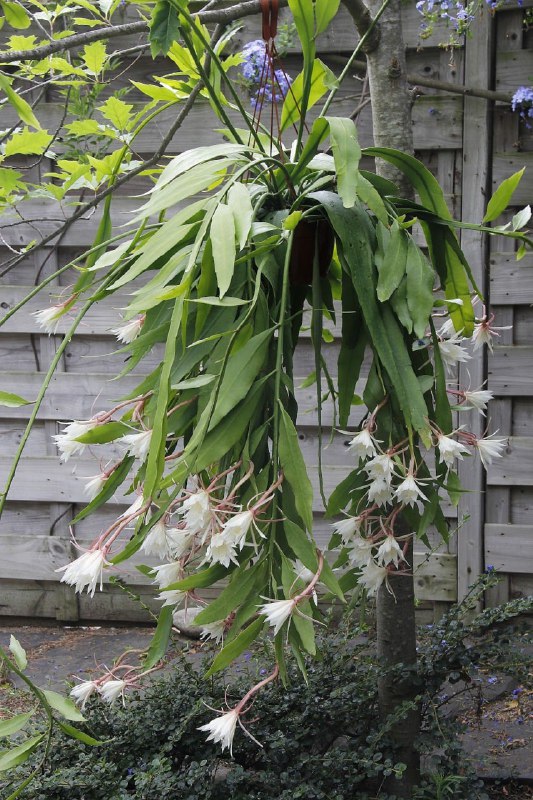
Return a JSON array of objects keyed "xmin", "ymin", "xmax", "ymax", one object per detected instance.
[{"xmin": 512, "ymin": 86, "xmax": 533, "ymax": 121}]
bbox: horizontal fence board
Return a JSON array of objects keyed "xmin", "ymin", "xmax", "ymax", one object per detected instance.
[
  {"xmin": 495, "ymin": 49, "xmax": 533, "ymax": 94},
  {"xmin": 487, "ymin": 347, "xmax": 533, "ymax": 396},
  {"xmin": 490, "ymin": 252, "xmax": 533, "ymax": 304},
  {"xmin": 485, "ymin": 524, "xmax": 533, "ymax": 573},
  {"xmin": 512, "ymin": 400, "xmax": 533, "ymax": 436},
  {"xmin": 487, "ymin": 437, "xmax": 533, "ymax": 486}
]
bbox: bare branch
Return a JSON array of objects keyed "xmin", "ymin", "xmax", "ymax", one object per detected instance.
[
  {"xmin": 0, "ymin": 0, "xmax": 288, "ymax": 65},
  {"xmin": 341, "ymin": 0, "xmax": 380, "ymax": 53}
]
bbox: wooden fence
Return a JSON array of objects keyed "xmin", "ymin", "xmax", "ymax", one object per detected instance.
[{"xmin": 0, "ymin": 2, "xmax": 531, "ymax": 621}]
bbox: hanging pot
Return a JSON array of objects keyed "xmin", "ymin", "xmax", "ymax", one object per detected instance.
[{"xmin": 289, "ymin": 216, "xmax": 335, "ymax": 286}]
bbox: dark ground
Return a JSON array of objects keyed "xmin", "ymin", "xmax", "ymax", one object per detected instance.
[{"xmin": 0, "ymin": 622, "xmax": 531, "ymax": 798}]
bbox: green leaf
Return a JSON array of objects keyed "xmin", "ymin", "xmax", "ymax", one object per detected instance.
[
  {"xmin": 278, "ymin": 403, "xmax": 314, "ymax": 533},
  {"xmin": 143, "ymin": 606, "xmax": 173, "ymax": 669},
  {"xmin": 314, "ymin": 0, "xmax": 341, "ymax": 34},
  {"xmin": 355, "ymin": 173, "xmax": 389, "ymax": 225},
  {"xmin": 337, "ymin": 268, "xmax": 366, "ymax": 427},
  {"xmin": 0, "ymin": 390, "xmax": 32, "ymax": 407},
  {"xmin": 82, "ymin": 40, "xmax": 107, "ymax": 75},
  {"xmin": 42, "ymin": 690, "xmax": 85, "ymax": 722},
  {"xmin": 98, "ymin": 97, "xmax": 133, "ymax": 131},
  {"xmin": 405, "ymin": 239, "xmax": 435, "ymax": 339},
  {"xmin": 204, "ymin": 617, "xmax": 264, "ymax": 677},
  {"xmin": 281, "ymin": 59, "xmax": 333, "ymax": 131},
  {"xmin": 164, "ymin": 562, "xmax": 228, "ymax": 591},
  {"xmin": 483, "ymin": 168, "xmax": 525, "ymax": 223},
  {"xmin": 376, "ymin": 221, "xmax": 408, "ymax": 302},
  {"xmin": 71, "ymin": 456, "xmax": 134, "ymax": 524},
  {"xmin": 288, "ymin": 0, "xmax": 315, "ymax": 67},
  {"xmin": 446, "ymin": 469, "xmax": 462, "ymax": 506},
  {"xmin": 284, "ymin": 519, "xmax": 319, "ymax": 572},
  {"xmin": 193, "ymin": 560, "xmax": 267, "ymax": 625},
  {"xmin": 210, "ymin": 203, "xmax": 236, "ymax": 298},
  {"xmin": 75, "ymin": 421, "xmax": 131, "ymax": 445},
  {"xmin": 291, "ymin": 117, "xmax": 329, "ymax": 182},
  {"xmin": 9, "ymin": 636, "xmax": 26, "ymax": 670},
  {"xmin": 511, "ymin": 205, "xmax": 531, "ymax": 231},
  {"xmin": 227, "ymin": 182, "xmax": 253, "ymax": 250},
  {"xmin": 57, "ymin": 721, "xmax": 105, "ymax": 746},
  {"xmin": 292, "ymin": 600, "xmax": 316, "ymax": 655},
  {"xmin": 0, "ymin": 711, "xmax": 34, "ymax": 738},
  {"xmin": 149, "ymin": 0, "xmax": 180, "ymax": 57},
  {"xmin": 191, "ymin": 296, "xmax": 247, "ymax": 307},
  {"xmin": 4, "ymin": 127, "xmax": 52, "ymax": 157},
  {"xmin": 1, "ymin": 1, "xmax": 30, "ymax": 28},
  {"xmin": 320, "ymin": 559, "xmax": 345, "ymax": 602},
  {"xmin": 172, "ymin": 374, "xmax": 215, "ymax": 390},
  {"xmin": 0, "ymin": 74, "xmax": 39, "ymax": 128},
  {"xmin": 0, "ymin": 734, "xmax": 43, "ymax": 771},
  {"xmin": 326, "ymin": 117, "xmax": 361, "ymax": 208}
]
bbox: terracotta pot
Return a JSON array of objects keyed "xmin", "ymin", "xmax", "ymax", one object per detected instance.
[{"xmin": 289, "ymin": 217, "xmax": 335, "ymax": 286}]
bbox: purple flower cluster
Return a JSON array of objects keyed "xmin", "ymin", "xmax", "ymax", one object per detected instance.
[
  {"xmin": 512, "ymin": 86, "xmax": 533, "ymax": 121},
  {"xmin": 416, "ymin": 0, "xmax": 523, "ymax": 36},
  {"xmin": 240, "ymin": 39, "xmax": 292, "ymax": 107}
]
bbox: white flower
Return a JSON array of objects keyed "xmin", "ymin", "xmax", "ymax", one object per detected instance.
[
  {"xmin": 367, "ymin": 478, "xmax": 394, "ymax": 507},
  {"xmin": 152, "ymin": 561, "xmax": 183, "ymax": 589},
  {"xmin": 179, "ymin": 490, "xmax": 213, "ymax": 535},
  {"xmin": 56, "ymin": 548, "xmax": 110, "ymax": 597},
  {"xmin": 141, "ymin": 518, "xmax": 169, "ymax": 559},
  {"xmin": 100, "ymin": 679, "xmax": 127, "ymax": 704},
  {"xmin": 376, "ymin": 536, "xmax": 405, "ymax": 568},
  {"xmin": 471, "ymin": 319, "xmax": 511, "ymax": 353},
  {"xmin": 438, "ymin": 335, "xmax": 471, "ymax": 372},
  {"xmin": 157, "ymin": 588, "xmax": 186, "ymax": 608},
  {"xmin": 438, "ymin": 318, "xmax": 457, "ymax": 338},
  {"xmin": 205, "ymin": 534, "xmax": 239, "ymax": 568},
  {"xmin": 359, "ymin": 560, "xmax": 387, "ymax": 597},
  {"xmin": 474, "ymin": 434, "xmax": 507, "ymax": 468},
  {"xmin": 32, "ymin": 305, "xmax": 65, "ymax": 335},
  {"xmin": 111, "ymin": 316, "xmax": 144, "ymax": 344},
  {"xmin": 222, "ymin": 510, "xmax": 254, "ymax": 549},
  {"xmin": 199, "ymin": 620, "xmax": 226, "ymax": 643},
  {"xmin": 436, "ymin": 434, "xmax": 470, "ymax": 468},
  {"xmin": 53, "ymin": 419, "xmax": 99, "ymax": 462},
  {"xmin": 347, "ymin": 428, "xmax": 380, "ymax": 462},
  {"xmin": 259, "ymin": 598, "xmax": 295, "ymax": 634},
  {"xmin": 82, "ymin": 473, "xmax": 107, "ymax": 501},
  {"xmin": 199, "ymin": 709, "xmax": 239, "ymax": 755},
  {"xmin": 70, "ymin": 680, "xmax": 98, "ymax": 710},
  {"xmin": 462, "ymin": 389, "xmax": 493, "ymax": 415},
  {"xmin": 331, "ymin": 517, "xmax": 360, "ymax": 546},
  {"xmin": 347, "ymin": 535, "xmax": 375, "ymax": 568},
  {"xmin": 394, "ymin": 472, "xmax": 428, "ymax": 508},
  {"xmin": 365, "ymin": 453, "xmax": 394, "ymax": 484},
  {"xmin": 166, "ymin": 527, "xmax": 196, "ymax": 559},
  {"xmin": 120, "ymin": 429, "xmax": 152, "ymax": 460}
]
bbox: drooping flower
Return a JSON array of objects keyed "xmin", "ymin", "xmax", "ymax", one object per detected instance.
[
  {"xmin": 179, "ymin": 489, "xmax": 213, "ymax": 535},
  {"xmin": 166, "ymin": 527, "xmax": 196, "ymax": 559},
  {"xmin": 141, "ymin": 518, "xmax": 170, "ymax": 559},
  {"xmin": 376, "ymin": 535, "xmax": 405, "ymax": 568},
  {"xmin": 32, "ymin": 295, "xmax": 77, "ymax": 334},
  {"xmin": 358, "ymin": 559, "xmax": 388, "ymax": 597},
  {"xmin": 347, "ymin": 427, "xmax": 380, "ymax": 462},
  {"xmin": 394, "ymin": 471, "xmax": 428, "ymax": 508},
  {"xmin": 100, "ymin": 678, "xmax": 127, "ymax": 705},
  {"xmin": 199, "ymin": 619, "xmax": 226, "ymax": 644},
  {"xmin": 56, "ymin": 547, "xmax": 110, "ymax": 597},
  {"xmin": 70, "ymin": 680, "xmax": 99, "ymax": 710},
  {"xmin": 367, "ymin": 478, "xmax": 394, "ymax": 507},
  {"xmin": 438, "ymin": 334, "xmax": 471, "ymax": 372},
  {"xmin": 259, "ymin": 598, "xmax": 296, "ymax": 634},
  {"xmin": 53, "ymin": 418, "xmax": 100, "ymax": 462},
  {"xmin": 82, "ymin": 473, "xmax": 107, "ymax": 501},
  {"xmin": 111, "ymin": 316, "xmax": 144, "ymax": 344},
  {"xmin": 199, "ymin": 708, "xmax": 239, "ymax": 755},
  {"xmin": 471, "ymin": 315, "xmax": 512, "ymax": 353},
  {"xmin": 461, "ymin": 388, "xmax": 494, "ymax": 415},
  {"xmin": 151, "ymin": 561, "xmax": 183, "ymax": 589},
  {"xmin": 436, "ymin": 433, "xmax": 470, "ymax": 468},
  {"xmin": 157, "ymin": 588, "xmax": 186, "ymax": 608},
  {"xmin": 474, "ymin": 433, "xmax": 507, "ymax": 468},
  {"xmin": 222, "ymin": 510, "xmax": 254, "ymax": 549},
  {"xmin": 365, "ymin": 453, "xmax": 394, "ymax": 484},
  {"xmin": 331, "ymin": 516, "xmax": 360, "ymax": 545},
  {"xmin": 347, "ymin": 535, "xmax": 375, "ymax": 568},
  {"xmin": 120, "ymin": 429, "xmax": 152, "ymax": 460},
  {"xmin": 205, "ymin": 534, "xmax": 239, "ymax": 568}
]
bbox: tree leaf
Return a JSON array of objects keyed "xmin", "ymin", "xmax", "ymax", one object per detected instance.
[
  {"xmin": 0, "ymin": 735, "xmax": 43, "ymax": 771},
  {"xmin": 0, "ymin": 73, "xmax": 39, "ymax": 128},
  {"xmin": 57, "ymin": 721, "xmax": 105, "ymax": 746},
  {"xmin": 143, "ymin": 606, "xmax": 173, "ymax": 669},
  {"xmin": 42, "ymin": 690, "xmax": 85, "ymax": 722},
  {"xmin": 210, "ymin": 203, "xmax": 236, "ymax": 298},
  {"xmin": 9, "ymin": 636, "xmax": 27, "ymax": 670},
  {"xmin": 1, "ymin": 1, "xmax": 30, "ymax": 29},
  {"xmin": 483, "ymin": 168, "xmax": 525, "ymax": 223},
  {"xmin": 0, "ymin": 711, "xmax": 34, "ymax": 738},
  {"xmin": 204, "ymin": 617, "xmax": 264, "ymax": 677},
  {"xmin": 82, "ymin": 40, "xmax": 107, "ymax": 75},
  {"xmin": 278, "ymin": 403, "xmax": 314, "ymax": 533},
  {"xmin": 0, "ymin": 390, "xmax": 32, "ymax": 407},
  {"xmin": 326, "ymin": 117, "xmax": 361, "ymax": 208},
  {"xmin": 98, "ymin": 97, "xmax": 133, "ymax": 131},
  {"xmin": 149, "ymin": 0, "xmax": 180, "ymax": 57},
  {"xmin": 4, "ymin": 127, "xmax": 52, "ymax": 157}
]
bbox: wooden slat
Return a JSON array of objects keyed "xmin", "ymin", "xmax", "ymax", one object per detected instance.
[
  {"xmin": 490, "ymin": 253, "xmax": 533, "ymax": 304},
  {"xmin": 487, "ymin": 437, "xmax": 533, "ymax": 486},
  {"xmin": 485, "ymin": 524, "xmax": 533, "ymax": 573},
  {"xmin": 487, "ymin": 347, "xmax": 533, "ymax": 396},
  {"xmin": 495, "ymin": 49, "xmax": 533, "ymax": 94}
]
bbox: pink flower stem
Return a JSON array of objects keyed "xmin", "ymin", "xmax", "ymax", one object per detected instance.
[{"xmin": 234, "ymin": 664, "xmax": 280, "ymax": 715}]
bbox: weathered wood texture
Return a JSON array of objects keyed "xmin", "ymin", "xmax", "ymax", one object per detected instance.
[{"xmin": 1, "ymin": 5, "xmax": 531, "ymax": 619}]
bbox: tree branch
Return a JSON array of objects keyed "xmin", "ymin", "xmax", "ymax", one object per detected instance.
[
  {"xmin": 0, "ymin": 0, "xmax": 288, "ymax": 65},
  {"xmin": 341, "ymin": 0, "xmax": 380, "ymax": 53}
]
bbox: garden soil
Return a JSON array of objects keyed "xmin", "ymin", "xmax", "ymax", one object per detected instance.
[{"xmin": 1, "ymin": 622, "xmax": 531, "ymax": 795}]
